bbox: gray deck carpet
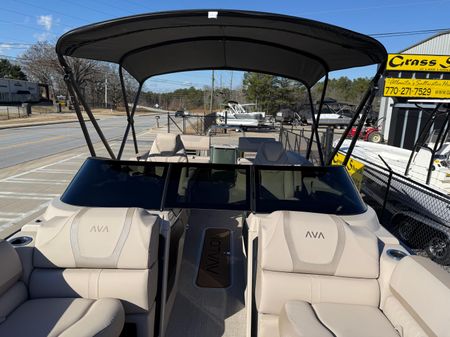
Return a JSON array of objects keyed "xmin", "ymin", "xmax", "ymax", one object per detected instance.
[{"xmin": 165, "ymin": 210, "xmax": 247, "ymax": 337}]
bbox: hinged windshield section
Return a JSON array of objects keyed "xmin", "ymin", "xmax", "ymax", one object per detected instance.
[{"xmin": 61, "ymin": 158, "xmax": 366, "ymax": 215}]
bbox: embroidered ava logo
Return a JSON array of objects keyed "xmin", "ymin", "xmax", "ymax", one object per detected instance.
[
  {"xmin": 305, "ymin": 231, "xmax": 325, "ymax": 239},
  {"xmin": 89, "ymin": 225, "xmax": 109, "ymax": 233}
]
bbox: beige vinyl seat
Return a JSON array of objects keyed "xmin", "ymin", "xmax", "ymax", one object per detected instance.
[
  {"xmin": 0, "ymin": 207, "xmax": 160, "ymax": 337},
  {"xmin": 0, "ymin": 239, "xmax": 125, "ymax": 337},
  {"xmin": 279, "ymin": 255, "xmax": 450, "ymax": 337},
  {"xmin": 180, "ymin": 135, "xmax": 210, "ymax": 163},
  {"xmin": 255, "ymin": 210, "xmax": 450, "ymax": 337},
  {"xmin": 255, "ymin": 211, "xmax": 398, "ymax": 337},
  {"xmin": 147, "ymin": 133, "xmax": 188, "ymax": 162}
]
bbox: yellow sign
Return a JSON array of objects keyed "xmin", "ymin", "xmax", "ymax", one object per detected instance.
[
  {"xmin": 332, "ymin": 153, "xmax": 365, "ymax": 190},
  {"xmin": 384, "ymin": 78, "xmax": 450, "ymax": 98},
  {"xmin": 387, "ymin": 54, "xmax": 450, "ymax": 72}
]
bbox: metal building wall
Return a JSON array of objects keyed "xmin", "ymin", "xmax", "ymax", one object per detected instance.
[
  {"xmin": 379, "ymin": 32, "xmax": 450, "ymax": 147},
  {"xmin": 402, "ymin": 32, "xmax": 450, "ymax": 55}
]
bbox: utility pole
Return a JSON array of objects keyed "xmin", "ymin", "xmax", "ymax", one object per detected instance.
[
  {"xmin": 104, "ymin": 77, "xmax": 108, "ymax": 108},
  {"xmin": 230, "ymin": 70, "xmax": 233, "ymax": 90},
  {"xmin": 209, "ymin": 70, "xmax": 215, "ymax": 114}
]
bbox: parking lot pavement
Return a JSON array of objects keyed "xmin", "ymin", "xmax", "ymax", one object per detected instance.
[{"xmin": 0, "ymin": 130, "xmax": 158, "ymax": 239}]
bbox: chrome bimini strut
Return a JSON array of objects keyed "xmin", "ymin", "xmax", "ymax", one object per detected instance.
[
  {"xmin": 117, "ymin": 65, "xmax": 143, "ymax": 160},
  {"xmin": 58, "ymin": 55, "xmax": 144, "ymax": 160},
  {"xmin": 58, "ymin": 55, "xmax": 116, "ymax": 159},
  {"xmin": 404, "ymin": 103, "xmax": 449, "ymax": 185},
  {"xmin": 327, "ymin": 62, "xmax": 387, "ymax": 166},
  {"xmin": 305, "ymin": 73, "xmax": 329, "ymax": 166}
]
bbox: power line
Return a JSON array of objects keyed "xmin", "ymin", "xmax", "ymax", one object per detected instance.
[
  {"xmin": 60, "ymin": 0, "xmax": 120, "ymax": 19},
  {"xmin": 370, "ymin": 28, "xmax": 450, "ymax": 38},
  {"xmin": 13, "ymin": 0, "xmax": 92, "ymax": 25},
  {"xmin": 303, "ymin": 0, "xmax": 450, "ymax": 15}
]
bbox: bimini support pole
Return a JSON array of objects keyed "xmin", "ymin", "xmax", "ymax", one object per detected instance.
[
  {"xmin": 306, "ymin": 74, "xmax": 328, "ymax": 164},
  {"xmin": 58, "ymin": 54, "xmax": 96, "ymax": 157},
  {"xmin": 327, "ymin": 61, "xmax": 386, "ymax": 166},
  {"xmin": 426, "ymin": 109, "xmax": 449, "ymax": 184},
  {"xmin": 405, "ymin": 103, "xmax": 442, "ymax": 176},
  {"xmin": 58, "ymin": 55, "xmax": 116, "ymax": 160},
  {"xmin": 118, "ymin": 68, "xmax": 143, "ymax": 160},
  {"xmin": 306, "ymin": 88, "xmax": 325, "ymax": 166}
]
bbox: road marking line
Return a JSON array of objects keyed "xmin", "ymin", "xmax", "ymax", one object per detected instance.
[
  {"xmin": 0, "ymin": 154, "xmax": 84, "ymax": 183},
  {"xmin": 0, "ymin": 135, "xmax": 66, "ymax": 151},
  {"xmin": 0, "ymin": 218, "xmax": 17, "ymax": 222},
  {"xmin": 36, "ymin": 169, "xmax": 78, "ymax": 174},
  {"xmin": 6, "ymin": 178, "xmax": 70, "ymax": 183},
  {"xmin": 0, "ymin": 201, "xmax": 50, "ymax": 231},
  {"xmin": 1, "ymin": 180, "xmax": 68, "ymax": 185},
  {"xmin": 0, "ymin": 191, "xmax": 59, "ymax": 197},
  {"xmin": 0, "ymin": 195, "xmax": 54, "ymax": 200},
  {"xmin": 0, "ymin": 211, "xmax": 25, "ymax": 217}
]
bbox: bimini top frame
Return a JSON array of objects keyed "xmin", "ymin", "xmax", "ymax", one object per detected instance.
[{"xmin": 55, "ymin": 9, "xmax": 387, "ymax": 164}]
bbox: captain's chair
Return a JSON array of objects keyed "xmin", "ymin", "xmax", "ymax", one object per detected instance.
[
  {"xmin": 147, "ymin": 134, "xmax": 188, "ymax": 163},
  {"xmin": 255, "ymin": 210, "xmax": 396, "ymax": 337}
]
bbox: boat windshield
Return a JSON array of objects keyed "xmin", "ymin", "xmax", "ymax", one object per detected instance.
[{"xmin": 61, "ymin": 158, "xmax": 367, "ymax": 215}]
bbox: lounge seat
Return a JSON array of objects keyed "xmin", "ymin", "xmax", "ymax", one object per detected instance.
[
  {"xmin": 278, "ymin": 255, "xmax": 450, "ymax": 337},
  {"xmin": 146, "ymin": 133, "xmax": 188, "ymax": 162},
  {"xmin": 0, "ymin": 240, "xmax": 125, "ymax": 337},
  {"xmin": 254, "ymin": 211, "xmax": 389, "ymax": 337},
  {"xmin": 279, "ymin": 301, "xmax": 398, "ymax": 337}
]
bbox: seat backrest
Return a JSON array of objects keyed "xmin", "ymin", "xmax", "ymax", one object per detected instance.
[
  {"xmin": 180, "ymin": 135, "xmax": 210, "ymax": 151},
  {"xmin": 255, "ymin": 211, "xmax": 380, "ymax": 315},
  {"xmin": 384, "ymin": 256, "xmax": 450, "ymax": 337},
  {"xmin": 31, "ymin": 208, "xmax": 160, "ymax": 316},
  {"xmin": 254, "ymin": 142, "xmax": 289, "ymax": 165},
  {"xmin": 148, "ymin": 133, "xmax": 187, "ymax": 162},
  {"xmin": 0, "ymin": 240, "xmax": 27, "ymax": 323}
]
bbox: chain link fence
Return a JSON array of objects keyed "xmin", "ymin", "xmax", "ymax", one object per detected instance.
[
  {"xmin": 359, "ymin": 160, "xmax": 450, "ymax": 265},
  {"xmin": 0, "ymin": 106, "xmax": 27, "ymax": 120},
  {"xmin": 167, "ymin": 113, "xmax": 217, "ymax": 135},
  {"xmin": 279, "ymin": 126, "xmax": 335, "ymax": 165}
]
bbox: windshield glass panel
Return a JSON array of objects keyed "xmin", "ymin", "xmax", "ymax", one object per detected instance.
[
  {"xmin": 255, "ymin": 166, "xmax": 367, "ymax": 214},
  {"xmin": 61, "ymin": 159, "xmax": 167, "ymax": 209},
  {"xmin": 60, "ymin": 158, "xmax": 366, "ymax": 215},
  {"xmin": 165, "ymin": 164, "xmax": 250, "ymax": 210}
]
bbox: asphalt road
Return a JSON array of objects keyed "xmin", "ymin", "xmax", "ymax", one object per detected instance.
[{"xmin": 0, "ymin": 114, "xmax": 159, "ymax": 169}]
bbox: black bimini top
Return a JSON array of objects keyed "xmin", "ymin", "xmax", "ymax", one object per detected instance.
[{"xmin": 56, "ymin": 9, "xmax": 387, "ymax": 87}]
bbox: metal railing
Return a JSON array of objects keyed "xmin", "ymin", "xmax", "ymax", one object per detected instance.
[
  {"xmin": 167, "ymin": 113, "xmax": 217, "ymax": 135},
  {"xmin": 279, "ymin": 126, "xmax": 335, "ymax": 165}
]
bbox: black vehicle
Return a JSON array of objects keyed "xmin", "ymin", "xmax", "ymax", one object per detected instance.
[{"xmin": 174, "ymin": 110, "xmax": 185, "ymax": 117}]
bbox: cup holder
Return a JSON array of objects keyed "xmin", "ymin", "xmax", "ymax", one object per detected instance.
[
  {"xmin": 9, "ymin": 236, "xmax": 33, "ymax": 247},
  {"xmin": 386, "ymin": 249, "xmax": 407, "ymax": 261}
]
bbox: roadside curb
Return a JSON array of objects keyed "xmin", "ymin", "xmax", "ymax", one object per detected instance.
[{"xmin": 0, "ymin": 119, "xmax": 80, "ymax": 130}]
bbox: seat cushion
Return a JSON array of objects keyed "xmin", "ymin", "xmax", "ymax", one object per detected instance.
[
  {"xmin": 279, "ymin": 301, "xmax": 333, "ymax": 337},
  {"xmin": 258, "ymin": 211, "xmax": 379, "ymax": 278},
  {"xmin": 34, "ymin": 208, "xmax": 159, "ymax": 269},
  {"xmin": 279, "ymin": 301, "xmax": 399, "ymax": 337},
  {"xmin": 386, "ymin": 256, "xmax": 450, "ymax": 337},
  {"xmin": 0, "ymin": 298, "xmax": 124, "ymax": 337}
]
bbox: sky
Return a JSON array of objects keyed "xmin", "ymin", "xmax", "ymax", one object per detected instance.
[{"xmin": 0, "ymin": 0, "xmax": 449, "ymax": 92}]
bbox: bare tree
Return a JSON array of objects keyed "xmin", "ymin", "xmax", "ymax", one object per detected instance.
[{"xmin": 19, "ymin": 41, "xmax": 103, "ymax": 98}]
